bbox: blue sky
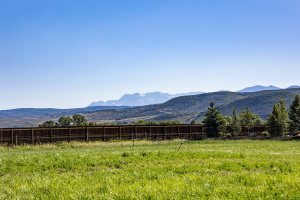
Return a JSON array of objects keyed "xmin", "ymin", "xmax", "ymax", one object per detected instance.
[{"xmin": 0, "ymin": 0, "xmax": 299, "ymax": 110}]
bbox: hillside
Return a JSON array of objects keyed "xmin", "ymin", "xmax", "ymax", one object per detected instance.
[
  {"xmin": 154, "ymin": 89, "xmax": 300, "ymax": 123},
  {"xmin": 0, "ymin": 106, "xmax": 130, "ymax": 128},
  {"xmin": 85, "ymin": 91, "xmax": 249, "ymax": 122},
  {"xmin": 1, "ymin": 88, "xmax": 300, "ymax": 127},
  {"xmin": 0, "ymin": 106, "xmax": 130, "ymax": 117},
  {"xmin": 86, "ymin": 89, "xmax": 299, "ymax": 123},
  {"xmin": 215, "ymin": 91, "xmax": 298, "ymax": 119}
]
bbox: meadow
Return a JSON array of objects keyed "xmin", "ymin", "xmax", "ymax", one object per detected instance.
[{"xmin": 0, "ymin": 139, "xmax": 300, "ymax": 199}]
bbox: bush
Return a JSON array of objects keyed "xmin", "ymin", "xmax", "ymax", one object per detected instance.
[
  {"xmin": 261, "ymin": 131, "xmax": 270, "ymax": 137},
  {"xmin": 222, "ymin": 133, "xmax": 232, "ymax": 138}
]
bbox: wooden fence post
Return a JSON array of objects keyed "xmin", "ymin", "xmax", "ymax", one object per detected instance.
[
  {"xmin": 135, "ymin": 126, "xmax": 137, "ymax": 139},
  {"xmin": 164, "ymin": 126, "xmax": 166, "ymax": 140},
  {"xmin": 149, "ymin": 126, "xmax": 152, "ymax": 140},
  {"xmin": 189, "ymin": 125, "xmax": 192, "ymax": 139},
  {"xmin": 11, "ymin": 129, "xmax": 13, "ymax": 145},
  {"xmin": 0, "ymin": 128, "xmax": 2, "ymax": 143},
  {"xmin": 51, "ymin": 128, "xmax": 53, "ymax": 143},
  {"xmin": 68, "ymin": 128, "xmax": 71, "ymax": 142},
  {"xmin": 32, "ymin": 128, "xmax": 34, "ymax": 144},
  {"xmin": 119, "ymin": 126, "xmax": 121, "ymax": 140},
  {"xmin": 86, "ymin": 127, "xmax": 88, "ymax": 142},
  {"xmin": 103, "ymin": 127, "xmax": 106, "ymax": 142}
]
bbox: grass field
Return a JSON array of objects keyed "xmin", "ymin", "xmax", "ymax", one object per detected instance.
[{"xmin": 1, "ymin": 139, "xmax": 300, "ymax": 199}]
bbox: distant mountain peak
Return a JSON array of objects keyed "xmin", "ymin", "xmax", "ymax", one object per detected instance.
[
  {"xmin": 88, "ymin": 91, "xmax": 204, "ymax": 107},
  {"xmin": 287, "ymin": 85, "xmax": 300, "ymax": 89},
  {"xmin": 237, "ymin": 85, "xmax": 281, "ymax": 93}
]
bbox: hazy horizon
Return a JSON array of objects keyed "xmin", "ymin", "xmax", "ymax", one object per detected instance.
[{"xmin": 1, "ymin": 0, "xmax": 299, "ymax": 110}]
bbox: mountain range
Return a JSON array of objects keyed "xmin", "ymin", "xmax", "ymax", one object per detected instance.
[
  {"xmin": 236, "ymin": 85, "xmax": 300, "ymax": 93},
  {"xmin": 1, "ymin": 85, "xmax": 300, "ymax": 128},
  {"xmin": 89, "ymin": 85, "xmax": 299, "ymax": 107},
  {"xmin": 89, "ymin": 91, "xmax": 204, "ymax": 107},
  {"xmin": 236, "ymin": 85, "xmax": 281, "ymax": 92}
]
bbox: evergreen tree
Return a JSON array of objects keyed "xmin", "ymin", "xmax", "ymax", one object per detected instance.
[
  {"xmin": 277, "ymin": 96, "xmax": 288, "ymax": 134},
  {"xmin": 202, "ymin": 101, "xmax": 226, "ymax": 137},
  {"xmin": 288, "ymin": 94, "xmax": 300, "ymax": 135},
  {"xmin": 267, "ymin": 104, "xmax": 281, "ymax": 136},
  {"xmin": 231, "ymin": 108, "xmax": 242, "ymax": 137},
  {"xmin": 240, "ymin": 107, "xmax": 254, "ymax": 136},
  {"xmin": 267, "ymin": 97, "xmax": 288, "ymax": 136}
]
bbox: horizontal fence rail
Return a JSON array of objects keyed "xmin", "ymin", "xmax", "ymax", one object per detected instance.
[{"xmin": 0, "ymin": 125, "xmax": 267, "ymax": 145}]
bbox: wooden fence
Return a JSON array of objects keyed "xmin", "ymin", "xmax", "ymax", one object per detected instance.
[{"xmin": 0, "ymin": 125, "xmax": 267, "ymax": 145}]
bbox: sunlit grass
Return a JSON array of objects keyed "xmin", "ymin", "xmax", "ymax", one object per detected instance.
[{"xmin": 1, "ymin": 140, "xmax": 300, "ymax": 199}]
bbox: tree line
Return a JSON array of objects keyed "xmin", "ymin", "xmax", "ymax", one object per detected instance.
[
  {"xmin": 39, "ymin": 114, "xmax": 89, "ymax": 127},
  {"xmin": 202, "ymin": 102, "xmax": 263, "ymax": 137},
  {"xmin": 202, "ymin": 94, "xmax": 300, "ymax": 137},
  {"xmin": 39, "ymin": 117, "xmax": 181, "ymax": 127}
]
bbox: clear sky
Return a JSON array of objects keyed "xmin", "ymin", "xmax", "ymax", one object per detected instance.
[{"xmin": 1, "ymin": 0, "xmax": 299, "ymax": 110}]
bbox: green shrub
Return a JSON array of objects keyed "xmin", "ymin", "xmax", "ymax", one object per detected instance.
[
  {"xmin": 261, "ymin": 131, "xmax": 270, "ymax": 137},
  {"xmin": 226, "ymin": 133, "xmax": 232, "ymax": 138},
  {"xmin": 222, "ymin": 133, "xmax": 232, "ymax": 138}
]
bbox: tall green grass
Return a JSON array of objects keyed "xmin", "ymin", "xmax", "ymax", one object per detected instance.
[{"xmin": 1, "ymin": 140, "xmax": 300, "ymax": 199}]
